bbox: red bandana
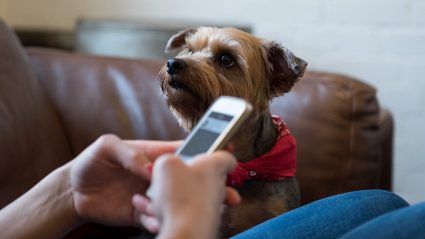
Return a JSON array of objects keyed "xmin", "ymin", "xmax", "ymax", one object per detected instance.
[{"xmin": 226, "ymin": 115, "xmax": 297, "ymax": 187}]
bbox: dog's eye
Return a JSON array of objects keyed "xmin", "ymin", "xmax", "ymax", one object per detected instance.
[{"xmin": 219, "ymin": 54, "xmax": 234, "ymax": 67}]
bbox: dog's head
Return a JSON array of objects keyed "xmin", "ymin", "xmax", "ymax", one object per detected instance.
[{"xmin": 159, "ymin": 27, "xmax": 307, "ymax": 130}]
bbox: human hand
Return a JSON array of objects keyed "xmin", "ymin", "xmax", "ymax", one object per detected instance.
[
  {"xmin": 70, "ymin": 134, "xmax": 180, "ymax": 226},
  {"xmin": 132, "ymin": 152, "xmax": 241, "ymax": 238}
]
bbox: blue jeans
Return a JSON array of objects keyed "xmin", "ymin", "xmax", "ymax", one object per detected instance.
[{"xmin": 231, "ymin": 190, "xmax": 424, "ymax": 239}]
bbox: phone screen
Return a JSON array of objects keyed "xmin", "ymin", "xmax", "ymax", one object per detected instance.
[{"xmin": 179, "ymin": 112, "xmax": 233, "ymax": 159}]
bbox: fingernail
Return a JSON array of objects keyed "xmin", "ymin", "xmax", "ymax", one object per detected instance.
[
  {"xmin": 146, "ymin": 163, "xmax": 153, "ymax": 173},
  {"xmin": 144, "ymin": 163, "xmax": 154, "ymax": 180}
]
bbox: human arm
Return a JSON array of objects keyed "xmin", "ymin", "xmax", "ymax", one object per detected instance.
[
  {"xmin": 0, "ymin": 161, "xmax": 77, "ymax": 239},
  {"xmin": 0, "ymin": 135, "xmax": 180, "ymax": 239}
]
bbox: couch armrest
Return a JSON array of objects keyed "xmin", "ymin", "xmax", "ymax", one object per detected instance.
[
  {"xmin": 271, "ymin": 71, "xmax": 393, "ymax": 204},
  {"xmin": 0, "ymin": 21, "xmax": 72, "ymax": 209},
  {"xmin": 378, "ymin": 108, "xmax": 393, "ymax": 191}
]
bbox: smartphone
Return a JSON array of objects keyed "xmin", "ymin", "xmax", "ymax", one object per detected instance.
[
  {"xmin": 176, "ymin": 96, "xmax": 253, "ymax": 161},
  {"xmin": 146, "ymin": 96, "xmax": 252, "ymax": 198}
]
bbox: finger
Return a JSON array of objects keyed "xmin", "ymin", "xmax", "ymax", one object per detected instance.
[
  {"xmin": 189, "ymin": 150, "xmax": 237, "ymax": 175},
  {"xmin": 224, "ymin": 187, "xmax": 242, "ymax": 206},
  {"xmin": 92, "ymin": 135, "xmax": 164, "ymax": 179},
  {"xmin": 125, "ymin": 140, "xmax": 182, "ymax": 160},
  {"xmin": 132, "ymin": 194, "xmax": 148, "ymax": 226},
  {"xmin": 103, "ymin": 138, "xmax": 152, "ymax": 178},
  {"xmin": 132, "ymin": 194, "xmax": 156, "ymax": 217},
  {"xmin": 153, "ymin": 154, "xmax": 186, "ymax": 176},
  {"xmin": 225, "ymin": 143, "xmax": 235, "ymax": 154},
  {"xmin": 140, "ymin": 215, "xmax": 160, "ymax": 233},
  {"xmin": 215, "ymin": 151, "xmax": 237, "ymax": 173},
  {"xmin": 132, "ymin": 194, "xmax": 150, "ymax": 213}
]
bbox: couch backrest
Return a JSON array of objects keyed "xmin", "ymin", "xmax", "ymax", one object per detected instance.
[
  {"xmin": 0, "ymin": 20, "xmax": 72, "ymax": 208},
  {"xmin": 270, "ymin": 72, "xmax": 391, "ymax": 203},
  {"xmin": 27, "ymin": 48, "xmax": 187, "ymax": 156},
  {"xmin": 27, "ymin": 47, "xmax": 392, "ymax": 205}
]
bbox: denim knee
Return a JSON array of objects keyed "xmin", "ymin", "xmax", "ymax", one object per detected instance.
[
  {"xmin": 341, "ymin": 199, "xmax": 425, "ymax": 239},
  {"xmin": 231, "ymin": 190, "xmax": 409, "ymax": 239}
]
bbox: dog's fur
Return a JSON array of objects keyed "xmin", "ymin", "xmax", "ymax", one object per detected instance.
[{"xmin": 159, "ymin": 27, "xmax": 307, "ymax": 237}]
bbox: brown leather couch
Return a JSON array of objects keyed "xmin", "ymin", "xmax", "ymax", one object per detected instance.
[{"xmin": 0, "ymin": 19, "xmax": 392, "ymax": 238}]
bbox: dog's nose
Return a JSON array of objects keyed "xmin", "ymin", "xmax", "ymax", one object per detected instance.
[
  {"xmin": 296, "ymin": 59, "xmax": 308, "ymax": 77},
  {"xmin": 167, "ymin": 58, "xmax": 186, "ymax": 75}
]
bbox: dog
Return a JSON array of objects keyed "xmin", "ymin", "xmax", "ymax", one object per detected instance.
[{"xmin": 158, "ymin": 27, "xmax": 307, "ymax": 237}]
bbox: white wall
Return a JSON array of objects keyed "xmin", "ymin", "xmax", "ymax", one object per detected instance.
[{"xmin": 1, "ymin": 0, "xmax": 425, "ymax": 203}]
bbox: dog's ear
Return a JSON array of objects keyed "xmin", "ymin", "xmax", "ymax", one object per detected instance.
[
  {"xmin": 165, "ymin": 28, "xmax": 197, "ymax": 53},
  {"xmin": 262, "ymin": 41, "xmax": 307, "ymax": 97}
]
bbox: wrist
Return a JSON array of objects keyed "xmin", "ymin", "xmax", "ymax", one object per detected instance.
[
  {"xmin": 30, "ymin": 162, "xmax": 82, "ymax": 237},
  {"xmin": 0, "ymin": 162, "xmax": 81, "ymax": 239},
  {"xmin": 158, "ymin": 205, "xmax": 220, "ymax": 239},
  {"xmin": 53, "ymin": 162, "xmax": 82, "ymax": 231}
]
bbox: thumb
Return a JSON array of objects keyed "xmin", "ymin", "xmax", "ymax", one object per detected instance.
[
  {"xmin": 208, "ymin": 151, "xmax": 238, "ymax": 175},
  {"xmin": 224, "ymin": 187, "xmax": 242, "ymax": 206},
  {"xmin": 189, "ymin": 151, "xmax": 237, "ymax": 176},
  {"xmin": 91, "ymin": 135, "xmax": 152, "ymax": 179}
]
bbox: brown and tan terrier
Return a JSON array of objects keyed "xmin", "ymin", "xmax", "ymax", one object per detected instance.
[{"xmin": 158, "ymin": 27, "xmax": 307, "ymax": 237}]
